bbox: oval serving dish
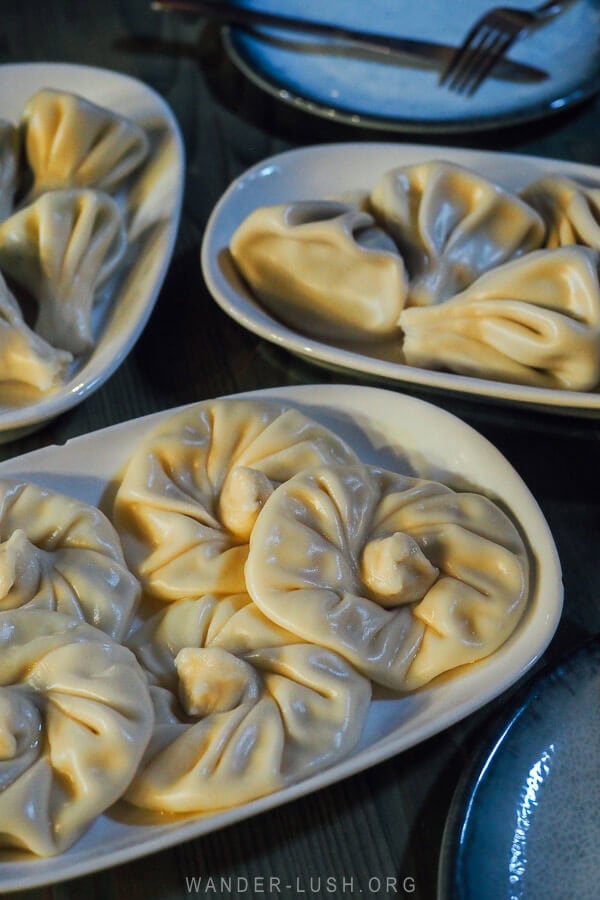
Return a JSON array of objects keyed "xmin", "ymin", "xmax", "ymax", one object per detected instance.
[
  {"xmin": 0, "ymin": 62, "xmax": 184, "ymax": 441},
  {"xmin": 0, "ymin": 383, "xmax": 561, "ymax": 891}
]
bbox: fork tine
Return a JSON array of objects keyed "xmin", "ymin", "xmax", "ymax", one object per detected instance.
[
  {"xmin": 448, "ymin": 26, "xmax": 498, "ymax": 92},
  {"xmin": 452, "ymin": 28, "xmax": 506, "ymax": 93},
  {"xmin": 448, "ymin": 26, "xmax": 503, "ymax": 92},
  {"xmin": 439, "ymin": 20, "xmax": 486, "ymax": 87},
  {"xmin": 445, "ymin": 25, "xmax": 492, "ymax": 90},
  {"xmin": 442, "ymin": 0, "xmax": 543, "ymax": 97},
  {"xmin": 464, "ymin": 32, "xmax": 517, "ymax": 95}
]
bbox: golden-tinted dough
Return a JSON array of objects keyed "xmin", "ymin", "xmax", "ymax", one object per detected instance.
[
  {"xmin": 0, "ymin": 272, "xmax": 72, "ymax": 390},
  {"xmin": 521, "ymin": 175, "xmax": 600, "ymax": 249},
  {"xmin": 370, "ymin": 160, "xmax": 545, "ymax": 307},
  {"xmin": 230, "ymin": 200, "xmax": 407, "ymax": 341},
  {"xmin": 22, "ymin": 89, "xmax": 149, "ymax": 197},
  {"xmin": 0, "ymin": 189, "xmax": 127, "ymax": 354},
  {"xmin": 125, "ymin": 593, "xmax": 371, "ymax": 813},
  {"xmin": 0, "ymin": 479, "xmax": 140, "ymax": 641},
  {"xmin": 113, "ymin": 398, "xmax": 358, "ymax": 601},
  {"xmin": 400, "ymin": 247, "xmax": 600, "ymax": 390},
  {"xmin": 0, "ymin": 609, "xmax": 153, "ymax": 856},
  {"xmin": 246, "ymin": 465, "xmax": 529, "ymax": 691}
]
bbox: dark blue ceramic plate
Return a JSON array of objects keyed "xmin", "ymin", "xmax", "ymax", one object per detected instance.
[
  {"xmin": 438, "ymin": 637, "xmax": 600, "ymax": 900},
  {"xmin": 224, "ymin": 0, "xmax": 600, "ymax": 133}
]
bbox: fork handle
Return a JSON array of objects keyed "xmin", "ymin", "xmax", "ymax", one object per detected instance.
[
  {"xmin": 535, "ymin": 1, "xmax": 571, "ymax": 21},
  {"xmin": 151, "ymin": 0, "xmax": 395, "ymax": 45}
]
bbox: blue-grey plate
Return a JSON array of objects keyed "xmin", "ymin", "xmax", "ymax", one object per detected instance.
[
  {"xmin": 224, "ymin": 0, "xmax": 600, "ymax": 133},
  {"xmin": 438, "ymin": 636, "xmax": 600, "ymax": 900}
]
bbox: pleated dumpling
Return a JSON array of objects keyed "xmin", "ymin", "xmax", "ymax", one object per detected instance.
[
  {"xmin": 124, "ymin": 592, "xmax": 371, "ymax": 813},
  {"xmin": 400, "ymin": 247, "xmax": 600, "ymax": 391},
  {"xmin": 521, "ymin": 175, "xmax": 600, "ymax": 249},
  {"xmin": 370, "ymin": 160, "xmax": 545, "ymax": 307},
  {"xmin": 230, "ymin": 201, "xmax": 408, "ymax": 341},
  {"xmin": 0, "ymin": 119, "xmax": 19, "ymax": 222},
  {"xmin": 246, "ymin": 465, "xmax": 529, "ymax": 691},
  {"xmin": 0, "ymin": 271, "xmax": 72, "ymax": 391},
  {"xmin": 0, "ymin": 188, "xmax": 127, "ymax": 354},
  {"xmin": 22, "ymin": 88, "xmax": 149, "ymax": 197},
  {"xmin": 0, "ymin": 479, "xmax": 140, "ymax": 641},
  {"xmin": 0, "ymin": 609, "xmax": 153, "ymax": 856},
  {"xmin": 113, "ymin": 399, "xmax": 358, "ymax": 600}
]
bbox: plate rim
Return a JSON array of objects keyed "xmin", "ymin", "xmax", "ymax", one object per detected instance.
[
  {"xmin": 0, "ymin": 382, "xmax": 563, "ymax": 890},
  {"xmin": 201, "ymin": 140, "xmax": 600, "ymax": 413},
  {"xmin": 437, "ymin": 634, "xmax": 600, "ymax": 900},
  {"xmin": 223, "ymin": 22, "xmax": 599, "ymax": 134},
  {"xmin": 0, "ymin": 61, "xmax": 185, "ymax": 436}
]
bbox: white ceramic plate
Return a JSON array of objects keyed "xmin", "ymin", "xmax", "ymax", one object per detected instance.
[
  {"xmin": 0, "ymin": 383, "xmax": 562, "ymax": 891},
  {"xmin": 0, "ymin": 63, "xmax": 185, "ymax": 441},
  {"xmin": 201, "ymin": 142, "xmax": 600, "ymax": 415}
]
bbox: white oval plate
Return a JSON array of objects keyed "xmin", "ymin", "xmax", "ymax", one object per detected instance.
[
  {"xmin": 0, "ymin": 384, "xmax": 562, "ymax": 891},
  {"xmin": 201, "ymin": 142, "xmax": 600, "ymax": 415},
  {"xmin": 0, "ymin": 63, "xmax": 185, "ymax": 441}
]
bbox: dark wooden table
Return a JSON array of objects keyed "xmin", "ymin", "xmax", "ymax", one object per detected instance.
[{"xmin": 2, "ymin": 2, "xmax": 600, "ymax": 898}]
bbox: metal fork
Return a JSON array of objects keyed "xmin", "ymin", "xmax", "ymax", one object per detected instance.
[{"xmin": 440, "ymin": 1, "xmax": 568, "ymax": 96}]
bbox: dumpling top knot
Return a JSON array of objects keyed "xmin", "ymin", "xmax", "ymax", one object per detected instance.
[
  {"xmin": 175, "ymin": 646, "xmax": 261, "ymax": 717},
  {"xmin": 218, "ymin": 466, "xmax": 275, "ymax": 541},
  {"xmin": 361, "ymin": 533, "xmax": 439, "ymax": 608}
]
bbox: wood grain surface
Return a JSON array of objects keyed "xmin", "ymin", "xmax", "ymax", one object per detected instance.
[{"xmin": 1, "ymin": 2, "xmax": 600, "ymax": 897}]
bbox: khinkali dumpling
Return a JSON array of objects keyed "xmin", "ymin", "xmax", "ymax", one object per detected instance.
[
  {"xmin": 246, "ymin": 465, "xmax": 529, "ymax": 691},
  {"xmin": 0, "ymin": 272, "xmax": 72, "ymax": 391},
  {"xmin": 370, "ymin": 161, "xmax": 545, "ymax": 307},
  {"xmin": 124, "ymin": 592, "xmax": 371, "ymax": 813},
  {"xmin": 400, "ymin": 247, "xmax": 600, "ymax": 391},
  {"xmin": 230, "ymin": 201, "xmax": 408, "ymax": 341},
  {"xmin": 0, "ymin": 188, "xmax": 127, "ymax": 354},
  {"xmin": 0, "ymin": 479, "xmax": 140, "ymax": 641},
  {"xmin": 113, "ymin": 399, "xmax": 358, "ymax": 601},
  {"xmin": 0, "ymin": 120, "xmax": 18, "ymax": 222},
  {"xmin": 521, "ymin": 175, "xmax": 600, "ymax": 249},
  {"xmin": 22, "ymin": 89, "xmax": 149, "ymax": 197},
  {"xmin": 0, "ymin": 609, "xmax": 153, "ymax": 856}
]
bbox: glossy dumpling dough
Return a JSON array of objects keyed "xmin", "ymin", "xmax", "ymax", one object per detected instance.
[
  {"xmin": 0, "ymin": 479, "xmax": 140, "ymax": 641},
  {"xmin": 124, "ymin": 592, "xmax": 371, "ymax": 812},
  {"xmin": 400, "ymin": 247, "xmax": 600, "ymax": 390},
  {"xmin": 113, "ymin": 399, "xmax": 358, "ymax": 600},
  {"xmin": 370, "ymin": 160, "xmax": 545, "ymax": 307},
  {"xmin": 230, "ymin": 201, "xmax": 408, "ymax": 341},
  {"xmin": 246, "ymin": 465, "xmax": 529, "ymax": 691},
  {"xmin": 0, "ymin": 272, "xmax": 72, "ymax": 391},
  {"xmin": 0, "ymin": 188, "xmax": 127, "ymax": 354},
  {"xmin": 0, "ymin": 609, "xmax": 153, "ymax": 856},
  {"xmin": 521, "ymin": 175, "xmax": 600, "ymax": 249},
  {"xmin": 22, "ymin": 89, "xmax": 149, "ymax": 197},
  {"xmin": 0, "ymin": 119, "xmax": 18, "ymax": 222}
]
